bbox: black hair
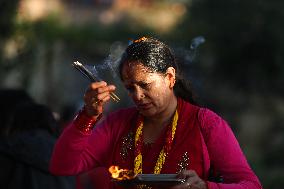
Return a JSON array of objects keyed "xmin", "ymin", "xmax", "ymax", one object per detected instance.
[{"xmin": 119, "ymin": 37, "xmax": 197, "ymax": 105}]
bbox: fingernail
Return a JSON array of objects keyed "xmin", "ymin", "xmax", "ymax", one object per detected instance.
[{"xmin": 91, "ymin": 83, "xmax": 96, "ymax": 88}]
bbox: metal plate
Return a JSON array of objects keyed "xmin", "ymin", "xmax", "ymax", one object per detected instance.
[{"xmin": 113, "ymin": 174, "xmax": 185, "ymax": 187}]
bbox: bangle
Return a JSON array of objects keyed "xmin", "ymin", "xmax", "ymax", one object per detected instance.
[{"xmin": 73, "ymin": 108, "xmax": 102, "ymax": 134}]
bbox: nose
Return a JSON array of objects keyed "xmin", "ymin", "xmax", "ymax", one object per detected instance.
[{"xmin": 131, "ymin": 87, "xmax": 145, "ymax": 102}]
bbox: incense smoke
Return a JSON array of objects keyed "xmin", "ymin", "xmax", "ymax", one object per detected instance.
[
  {"xmin": 175, "ymin": 36, "xmax": 206, "ymax": 65},
  {"xmin": 85, "ymin": 41, "xmax": 126, "ymax": 82}
]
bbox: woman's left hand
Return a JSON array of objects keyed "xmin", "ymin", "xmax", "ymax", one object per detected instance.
[{"xmin": 170, "ymin": 170, "xmax": 207, "ymax": 189}]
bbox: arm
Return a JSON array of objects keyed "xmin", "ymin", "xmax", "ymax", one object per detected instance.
[
  {"xmin": 50, "ymin": 81, "xmax": 116, "ymax": 175},
  {"xmin": 49, "ymin": 109, "xmax": 112, "ymax": 175},
  {"xmin": 199, "ymin": 109, "xmax": 262, "ymax": 189}
]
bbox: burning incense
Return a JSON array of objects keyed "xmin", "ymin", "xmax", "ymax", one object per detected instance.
[{"xmin": 72, "ymin": 61, "xmax": 120, "ymax": 102}]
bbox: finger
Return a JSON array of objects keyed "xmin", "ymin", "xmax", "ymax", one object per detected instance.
[
  {"xmin": 91, "ymin": 95, "xmax": 111, "ymax": 107},
  {"xmin": 170, "ymin": 182, "xmax": 190, "ymax": 189},
  {"xmin": 177, "ymin": 170, "xmax": 197, "ymax": 179},
  {"xmin": 99, "ymin": 95, "xmax": 111, "ymax": 104},
  {"xmin": 85, "ymin": 82, "xmax": 115, "ymax": 96},
  {"xmin": 90, "ymin": 81, "xmax": 107, "ymax": 89},
  {"xmin": 86, "ymin": 90, "xmax": 111, "ymax": 107},
  {"xmin": 84, "ymin": 86, "xmax": 108, "ymax": 101},
  {"xmin": 185, "ymin": 182, "xmax": 192, "ymax": 189},
  {"xmin": 185, "ymin": 176, "xmax": 200, "ymax": 187},
  {"xmin": 97, "ymin": 91, "xmax": 112, "ymax": 101},
  {"xmin": 97, "ymin": 85, "xmax": 116, "ymax": 94},
  {"xmin": 85, "ymin": 85, "xmax": 115, "ymax": 103},
  {"xmin": 85, "ymin": 81, "xmax": 107, "ymax": 96}
]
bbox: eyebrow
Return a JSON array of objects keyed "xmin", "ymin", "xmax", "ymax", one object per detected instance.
[
  {"xmin": 124, "ymin": 80, "xmax": 151, "ymax": 88},
  {"xmin": 137, "ymin": 81, "xmax": 150, "ymax": 85}
]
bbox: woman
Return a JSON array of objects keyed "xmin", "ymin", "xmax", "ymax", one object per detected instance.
[{"xmin": 50, "ymin": 37, "xmax": 262, "ymax": 189}]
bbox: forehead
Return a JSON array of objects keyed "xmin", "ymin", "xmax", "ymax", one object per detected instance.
[{"xmin": 121, "ymin": 62, "xmax": 162, "ymax": 84}]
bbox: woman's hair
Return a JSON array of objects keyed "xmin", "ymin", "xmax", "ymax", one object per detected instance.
[{"xmin": 119, "ymin": 37, "xmax": 197, "ymax": 105}]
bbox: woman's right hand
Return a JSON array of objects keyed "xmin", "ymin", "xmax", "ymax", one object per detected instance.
[{"xmin": 83, "ymin": 81, "xmax": 116, "ymax": 118}]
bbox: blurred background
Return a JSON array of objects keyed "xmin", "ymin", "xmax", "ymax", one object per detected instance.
[{"xmin": 0, "ymin": 0, "xmax": 283, "ymax": 188}]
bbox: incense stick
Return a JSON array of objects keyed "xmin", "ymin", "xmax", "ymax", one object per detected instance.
[{"xmin": 72, "ymin": 61, "xmax": 120, "ymax": 102}]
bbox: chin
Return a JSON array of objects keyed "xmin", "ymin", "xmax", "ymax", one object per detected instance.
[{"xmin": 138, "ymin": 109, "xmax": 157, "ymax": 117}]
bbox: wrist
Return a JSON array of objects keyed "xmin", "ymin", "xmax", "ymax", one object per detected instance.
[
  {"xmin": 73, "ymin": 108, "xmax": 102, "ymax": 134},
  {"xmin": 83, "ymin": 105, "xmax": 102, "ymax": 119}
]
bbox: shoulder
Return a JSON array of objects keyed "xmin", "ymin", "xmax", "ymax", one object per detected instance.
[
  {"xmin": 198, "ymin": 108, "xmax": 225, "ymax": 127},
  {"xmin": 178, "ymin": 99, "xmax": 225, "ymax": 127},
  {"xmin": 197, "ymin": 108, "xmax": 231, "ymax": 139},
  {"xmin": 178, "ymin": 98, "xmax": 202, "ymax": 119}
]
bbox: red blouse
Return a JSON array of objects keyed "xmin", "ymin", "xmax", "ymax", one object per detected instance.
[{"xmin": 50, "ymin": 99, "xmax": 262, "ymax": 189}]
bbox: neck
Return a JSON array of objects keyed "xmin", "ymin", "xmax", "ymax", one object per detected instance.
[{"xmin": 145, "ymin": 96, "xmax": 178, "ymax": 128}]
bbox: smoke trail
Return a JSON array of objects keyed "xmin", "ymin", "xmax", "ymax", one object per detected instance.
[
  {"xmin": 84, "ymin": 64, "xmax": 101, "ymax": 81},
  {"xmin": 108, "ymin": 41, "xmax": 125, "ymax": 73},
  {"xmin": 84, "ymin": 41, "xmax": 126, "ymax": 82},
  {"xmin": 190, "ymin": 36, "xmax": 205, "ymax": 50},
  {"xmin": 81, "ymin": 37, "xmax": 204, "ymax": 82},
  {"xmin": 175, "ymin": 36, "xmax": 205, "ymax": 65},
  {"xmin": 187, "ymin": 36, "xmax": 206, "ymax": 63}
]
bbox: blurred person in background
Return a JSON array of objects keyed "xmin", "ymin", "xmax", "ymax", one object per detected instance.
[
  {"xmin": 0, "ymin": 89, "xmax": 34, "ymax": 136},
  {"xmin": 58, "ymin": 104, "xmax": 77, "ymax": 133},
  {"xmin": 50, "ymin": 37, "xmax": 262, "ymax": 189},
  {"xmin": 0, "ymin": 92, "xmax": 76, "ymax": 189}
]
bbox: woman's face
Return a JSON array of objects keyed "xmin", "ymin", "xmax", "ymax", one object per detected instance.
[{"xmin": 121, "ymin": 62, "xmax": 175, "ymax": 117}]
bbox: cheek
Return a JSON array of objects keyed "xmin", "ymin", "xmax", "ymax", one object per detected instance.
[{"xmin": 149, "ymin": 82, "xmax": 169, "ymax": 101}]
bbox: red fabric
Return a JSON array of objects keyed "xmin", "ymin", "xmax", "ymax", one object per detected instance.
[
  {"xmin": 49, "ymin": 99, "xmax": 262, "ymax": 189},
  {"xmin": 113, "ymin": 98, "xmax": 204, "ymax": 177},
  {"xmin": 73, "ymin": 108, "xmax": 99, "ymax": 134}
]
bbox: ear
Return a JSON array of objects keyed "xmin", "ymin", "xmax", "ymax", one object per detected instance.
[{"xmin": 165, "ymin": 67, "xmax": 176, "ymax": 89}]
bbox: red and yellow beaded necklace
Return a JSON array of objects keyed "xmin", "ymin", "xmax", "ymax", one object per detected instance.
[{"xmin": 134, "ymin": 109, "xmax": 179, "ymax": 174}]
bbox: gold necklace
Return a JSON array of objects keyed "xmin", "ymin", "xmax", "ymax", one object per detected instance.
[{"xmin": 134, "ymin": 110, "xmax": 178, "ymax": 174}]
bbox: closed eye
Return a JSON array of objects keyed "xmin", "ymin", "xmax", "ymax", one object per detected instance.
[{"xmin": 138, "ymin": 82, "xmax": 151, "ymax": 90}]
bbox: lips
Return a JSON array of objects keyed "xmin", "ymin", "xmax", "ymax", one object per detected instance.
[{"xmin": 137, "ymin": 102, "xmax": 152, "ymax": 110}]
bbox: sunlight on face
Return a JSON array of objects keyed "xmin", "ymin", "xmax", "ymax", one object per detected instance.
[{"xmin": 122, "ymin": 62, "xmax": 174, "ymax": 117}]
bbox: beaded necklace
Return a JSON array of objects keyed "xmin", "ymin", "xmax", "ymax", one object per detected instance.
[{"xmin": 134, "ymin": 109, "xmax": 178, "ymax": 174}]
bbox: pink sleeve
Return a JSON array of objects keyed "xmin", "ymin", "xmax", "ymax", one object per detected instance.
[
  {"xmin": 199, "ymin": 109, "xmax": 262, "ymax": 189},
  {"xmin": 49, "ymin": 113, "xmax": 113, "ymax": 176}
]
